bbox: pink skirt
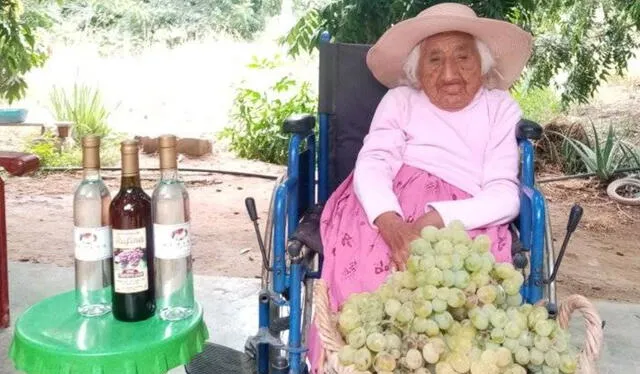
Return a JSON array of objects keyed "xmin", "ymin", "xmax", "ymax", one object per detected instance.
[{"xmin": 306, "ymin": 164, "xmax": 512, "ymax": 371}]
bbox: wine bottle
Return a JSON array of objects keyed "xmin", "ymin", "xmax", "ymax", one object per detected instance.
[
  {"xmin": 109, "ymin": 140, "xmax": 155, "ymax": 322},
  {"xmin": 73, "ymin": 135, "xmax": 112, "ymax": 317},
  {"xmin": 152, "ymin": 135, "xmax": 194, "ymax": 321}
]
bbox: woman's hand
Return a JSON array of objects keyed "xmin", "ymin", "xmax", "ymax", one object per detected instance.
[
  {"xmin": 412, "ymin": 210, "xmax": 445, "ymax": 232},
  {"xmin": 374, "ymin": 212, "xmax": 420, "ymax": 271}
]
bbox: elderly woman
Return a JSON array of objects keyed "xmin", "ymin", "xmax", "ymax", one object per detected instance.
[{"xmin": 308, "ymin": 2, "xmax": 532, "ymax": 370}]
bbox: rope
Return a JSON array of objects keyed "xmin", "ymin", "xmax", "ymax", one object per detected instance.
[{"xmin": 557, "ymin": 294, "xmax": 605, "ymax": 374}]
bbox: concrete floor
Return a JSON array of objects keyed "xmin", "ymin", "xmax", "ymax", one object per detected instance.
[{"xmin": 1, "ymin": 261, "xmax": 639, "ymax": 374}]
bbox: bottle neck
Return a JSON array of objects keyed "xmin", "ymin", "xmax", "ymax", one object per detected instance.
[
  {"xmin": 83, "ymin": 168, "xmax": 101, "ymax": 181},
  {"xmin": 120, "ymin": 174, "xmax": 141, "ymax": 189},
  {"xmin": 160, "ymin": 168, "xmax": 178, "ymax": 182}
]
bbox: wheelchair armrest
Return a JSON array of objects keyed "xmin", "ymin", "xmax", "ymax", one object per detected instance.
[
  {"xmin": 291, "ymin": 204, "xmax": 324, "ymax": 255},
  {"xmin": 283, "ymin": 114, "xmax": 315, "ymax": 134},
  {"xmin": 516, "ymin": 119, "xmax": 543, "ymax": 141}
]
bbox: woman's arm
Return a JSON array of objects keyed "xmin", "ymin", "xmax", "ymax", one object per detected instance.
[
  {"xmin": 427, "ymin": 91, "xmax": 521, "ymax": 230},
  {"xmin": 353, "ymin": 88, "xmax": 408, "ymax": 227}
]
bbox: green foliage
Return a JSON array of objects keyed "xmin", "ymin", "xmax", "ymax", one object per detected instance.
[
  {"xmin": 552, "ymin": 121, "xmax": 640, "ymax": 182},
  {"xmin": 39, "ymin": 0, "xmax": 282, "ymax": 52},
  {"xmin": 511, "ymin": 83, "xmax": 562, "ymax": 125},
  {"xmin": 0, "ymin": 0, "xmax": 50, "ymax": 103},
  {"xmin": 220, "ymin": 55, "xmax": 317, "ymax": 165},
  {"xmin": 49, "ymin": 82, "xmax": 113, "ymax": 144},
  {"xmin": 25, "ymin": 132, "xmax": 82, "ymax": 167},
  {"xmin": 282, "ymin": 0, "xmax": 640, "ymax": 107}
]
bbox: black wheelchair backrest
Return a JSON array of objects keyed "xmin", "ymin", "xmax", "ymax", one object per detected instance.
[{"xmin": 319, "ymin": 42, "xmax": 388, "ymax": 193}]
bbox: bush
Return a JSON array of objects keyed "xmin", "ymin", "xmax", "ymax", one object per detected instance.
[
  {"xmin": 511, "ymin": 84, "xmax": 563, "ymax": 125},
  {"xmin": 220, "ymin": 55, "xmax": 317, "ymax": 165}
]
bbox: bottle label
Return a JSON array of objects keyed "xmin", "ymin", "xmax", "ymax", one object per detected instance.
[
  {"xmin": 112, "ymin": 228, "xmax": 149, "ymax": 294},
  {"xmin": 74, "ymin": 226, "xmax": 112, "ymax": 261},
  {"xmin": 153, "ymin": 222, "xmax": 192, "ymax": 259}
]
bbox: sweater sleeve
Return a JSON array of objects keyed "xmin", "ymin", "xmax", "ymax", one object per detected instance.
[
  {"xmin": 353, "ymin": 89, "xmax": 408, "ymax": 227},
  {"xmin": 428, "ymin": 91, "xmax": 521, "ymax": 230}
]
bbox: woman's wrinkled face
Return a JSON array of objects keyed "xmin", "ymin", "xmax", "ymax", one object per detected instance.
[{"xmin": 418, "ymin": 31, "xmax": 483, "ymax": 111}]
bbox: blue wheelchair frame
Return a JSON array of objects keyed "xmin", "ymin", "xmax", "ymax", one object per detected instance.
[{"xmin": 260, "ymin": 32, "xmax": 548, "ymax": 374}]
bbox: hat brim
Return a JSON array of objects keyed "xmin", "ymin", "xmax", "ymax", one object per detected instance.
[{"xmin": 366, "ymin": 14, "xmax": 533, "ymax": 90}]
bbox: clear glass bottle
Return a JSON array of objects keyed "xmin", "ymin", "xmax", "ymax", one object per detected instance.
[
  {"xmin": 73, "ymin": 135, "xmax": 113, "ymax": 317},
  {"xmin": 152, "ymin": 135, "xmax": 194, "ymax": 321}
]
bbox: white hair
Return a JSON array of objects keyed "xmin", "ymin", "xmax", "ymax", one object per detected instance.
[{"xmin": 401, "ymin": 37, "xmax": 496, "ymax": 89}]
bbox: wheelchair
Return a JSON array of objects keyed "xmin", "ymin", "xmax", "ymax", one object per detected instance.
[{"xmin": 186, "ymin": 31, "xmax": 583, "ymax": 374}]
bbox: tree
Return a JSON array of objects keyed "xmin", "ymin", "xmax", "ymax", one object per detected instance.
[
  {"xmin": 0, "ymin": 0, "xmax": 51, "ymax": 103},
  {"xmin": 281, "ymin": 0, "xmax": 640, "ymax": 106}
]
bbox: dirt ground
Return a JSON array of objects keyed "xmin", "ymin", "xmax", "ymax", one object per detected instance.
[{"xmin": 1, "ymin": 142, "xmax": 639, "ymax": 303}]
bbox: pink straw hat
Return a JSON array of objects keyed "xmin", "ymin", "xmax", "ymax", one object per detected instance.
[{"xmin": 366, "ymin": 2, "xmax": 533, "ymax": 90}]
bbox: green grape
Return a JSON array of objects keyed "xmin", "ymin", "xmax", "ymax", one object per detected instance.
[
  {"xmin": 412, "ymin": 317, "xmax": 430, "ymax": 333},
  {"xmin": 447, "ymin": 351, "xmax": 471, "ymax": 373},
  {"xmin": 420, "ymin": 254, "xmax": 436, "ymax": 271},
  {"xmin": 470, "ymin": 309, "xmax": 490, "ymax": 330},
  {"xmin": 347, "ymin": 327, "xmax": 367, "ymax": 348},
  {"xmin": 480, "ymin": 253, "xmax": 494, "ymax": 273},
  {"xmin": 494, "ymin": 263, "xmax": 517, "ymax": 280},
  {"xmin": 471, "ymin": 234, "xmax": 491, "ymax": 253},
  {"xmin": 435, "ymin": 239, "xmax": 454, "ymax": 255},
  {"xmin": 481, "ymin": 349, "xmax": 498, "ymax": 365},
  {"xmin": 401, "ymin": 272, "xmax": 418, "ymax": 289},
  {"xmin": 353, "ymin": 347, "xmax": 373, "ymax": 371},
  {"xmin": 426, "ymin": 267, "xmax": 444, "ymax": 286},
  {"xmin": 477, "ymin": 285, "xmax": 498, "ymax": 305},
  {"xmin": 496, "ymin": 347, "xmax": 513, "ymax": 367},
  {"xmin": 534, "ymin": 335, "xmax": 552, "ymax": 352},
  {"xmin": 535, "ymin": 319, "xmax": 555, "ymax": 337},
  {"xmin": 464, "ymin": 281, "xmax": 478, "ymax": 296},
  {"xmin": 396, "ymin": 303, "xmax": 415, "ymax": 324},
  {"xmin": 413, "ymin": 288, "xmax": 426, "ymax": 301},
  {"xmin": 495, "ymin": 285, "xmax": 507, "ymax": 306},
  {"xmin": 449, "ymin": 220, "xmax": 465, "ymax": 231},
  {"xmin": 436, "ymin": 254, "xmax": 453, "ymax": 270},
  {"xmin": 432, "ymin": 298, "xmax": 448, "ymax": 313},
  {"xmin": 416, "ymin": 271, "xmax": 430, "ymax": 287},
  {"xmin": 450, "ymin": 253, "xmax": 464, "ymax": 271},
  {"xmin": 514, "ymin": 346, "xmax": 530, "ymax": 365},
  {"xmin": 410, "ymin": 238, "xmax": 431, "ymax": 255},
  {"xmin": 465, "ymin": 294, "xmax": 479, "ymax": 310},
  {"xmin": 434, "ymin": 311, "xmax": 454, "ymax": 330},
  {"xmin": 471, "ymin": 272, "xmax": 491, "ymax": 287},
  {"xmin": 338, "ymin": 345, "xmax": 357, "ymax": 365},
  {"xmin": 464, "ymin": 253, "xmax": 483, "ymax": 272},
  {"xmin": 414, "ymin": 369, "xmax": 433, "ymax": 374},
  {"xmin": 503, "ymin": 273, "xmax": 525, "ymax": 295},
  {"xmin": 485, "ymin": 342, "xmax": 502, "ymax": 351},
  {"xmin": 366, "ymin": 332, "xmax": 386, "ymax": 352},
  {"xmin": 437, "ymin": 287, "xmax": 451, "ymax": 301},
  {"xmin": 385, "ymin": 333, "xmax": 402, "ymax": 351},
  {"xmin": 414, "ymin": 300, "xmax": 433, "ymax": 318},
  {"xmin": 507, "ymin": 293, "xmax": 524, "ymax": 307},
  {"xmin": 404, "ymin": 348, "xmax": 424, "ymax": 370},
  {"xmin": 551, "ymin": 331, "xmax": 569, "ymax": 353},
  {"xmin": 424, "ymin": 319, "xmax": 441, "ymax": 337},
  {"xmin": 384, "ymin": 299, "xmax": 402, "ymax": 318},
  {"xmin": 422, "ymin": 285, "xmax": 438, "ymax": 300},
  {"xmin": 373, "ymin": 351, "xmax": 397, "ymax": 372},
  {"xmin": 503, "ymin": 337, "xmax": 520, "ymax": 352},
  {"xmin": 542, "ymin": 366, "xmax": 560, "ymax": 374},
  {"xmin": 377, "ymin": 283, "xmax": 394, "ymax": 301},
  {"xmin": 490, "ymin": 309, "xmax": 508, "ymax": 328},
  {"xmin": 528, "ymin": 306, "xmax": 549, "ymax": 329},
  {"xmin": 454, "ymin": 243, "xmax": 470, "ymax": 258},
  {"xmin": 396, "ymin": 288, "xmax": 413, "ymax": 303},
  {"xmin": 470, "ymin": 361, "xmax": 498, "ymax": 374},
  {"xmin": 545, "ymin": 350, "xmax": 561, "ymax": 368},
  {"xmin": 505, "ymin": 321, "xmax": 522, "ymax": 339},
  {"xmin": 447, "ymin": 288, "xmax": 466, "ymax": 308},
  {"xmin": 422, "ymin": 342, "xmax": 440, "ymax": 364},
  {"xmin": 338, "ymin": 308, "xmax": 361, "ymax": 333},
  {"xmin": 451, "ymin": 231, "xmax": 472, "ymax": 246},
  {"xmin": 421, "ymin": 226, "xmax": 440, "ymax": 242},
  {"xmin": 530, "ymin": 347, "xmax": 545, "ymax": 366},
  {"xmin": 519, "ymin": 330, "xmax": 534, "ymax": 347},
  {"xmin": 504, "ymin": 364, "xmax": 528, "ymax": 374},
  {"xmin": 442, "ymin": 269, "xmax": 456, "ymax": 287},
  {"xmin": 490, "ymin": 327, "xmax": 505, "ymax": 344},
  {"xmin": 407, "ymin": 255, "xmax": 422, "ymax": 273},
  {"xmin": 454, "ymin": 270, "xmax": 470, "ymax": 289},
  {"xmin": 559, "ymin": 353, "xmax": 578, "ymax": 373}
]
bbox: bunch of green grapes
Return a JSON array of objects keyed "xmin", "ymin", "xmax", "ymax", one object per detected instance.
[{"xmin": 335, "ymin": 221, "xmax": 578, "ymax": 374}]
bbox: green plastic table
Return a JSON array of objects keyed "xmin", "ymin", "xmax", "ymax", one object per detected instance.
[{"xmin": 8, "ymin": 291, "xmax": 209, "ymax": 374}]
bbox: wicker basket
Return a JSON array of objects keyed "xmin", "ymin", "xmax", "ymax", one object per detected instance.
[{"xmin": 312, "ymin": 280, "xmax": 604, "ymax": 374}]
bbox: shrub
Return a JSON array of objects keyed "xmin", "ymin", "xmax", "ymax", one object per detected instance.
[{"xmin": 220, "ymin": 55, "xmax": 317, "ymax": 165}]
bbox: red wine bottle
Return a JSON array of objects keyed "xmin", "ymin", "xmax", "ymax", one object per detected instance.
[{"xmin": 109, "ymin": 140, "xmax": 155, "ymax": 322}]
